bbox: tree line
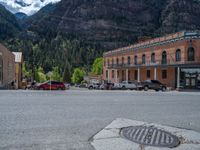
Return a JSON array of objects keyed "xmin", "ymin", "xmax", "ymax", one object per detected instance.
[{"xmin": 4, "ymin": 35, "xmax": 104, "ymax": 83}]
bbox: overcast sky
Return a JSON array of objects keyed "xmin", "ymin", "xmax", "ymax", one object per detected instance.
[{"xmin": 0, "ymin": 0, "xmax": 61, "ymax": 15}]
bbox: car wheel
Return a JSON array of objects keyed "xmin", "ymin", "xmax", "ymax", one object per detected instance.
[
  {"xmin": 39, "ymin": 87, "xmax": 44, "ymax": 90},
  {"xmin": 162, "ymin": 86, "xmax": 166, "ymax": 92},
  {"xmin": 144, "ymin": 86, "xmax": 149, "ymax": 91},
  {"xmin": 122, "ymin": 86, "xmax": 126, "ymax": 90},
  {"xmin": 88, "ymin": 86, "xmax": 93, "ymax": 90}
]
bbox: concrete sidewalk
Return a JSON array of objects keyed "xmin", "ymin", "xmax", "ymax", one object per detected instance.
[{"xmin": 91, "ymin": 118, "xmax": 200, "ymax": 150}]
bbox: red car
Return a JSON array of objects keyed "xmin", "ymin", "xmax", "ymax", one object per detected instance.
[{"xmin": 36, "ymin": 81, "xmax": 66, "ymax": 90}]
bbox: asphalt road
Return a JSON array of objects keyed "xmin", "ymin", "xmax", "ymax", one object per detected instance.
[{"xmin": 0, "ymin": 90, "xmax": 200, "ymax": 150}]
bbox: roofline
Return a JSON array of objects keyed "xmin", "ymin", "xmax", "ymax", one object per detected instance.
[{"xmin": 103, "ymin": 30, "xmax": 200, "ymax": 57}]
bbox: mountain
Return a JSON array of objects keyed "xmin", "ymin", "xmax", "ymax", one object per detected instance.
[
  {"xmin": 25, "ymin": 0, "xmax": 166, "ymax": 49},
  {"xmin": 15, "ymin": 12, "xmax": 28, "ymax": 20},
  {"xmin": 25, "ymin": 0, "xmax": 200, "ymax": 50},
  {"xmin": 159, "ymin": 0, "xmax": 200, "ymax": 34},
  {"xmin": 0, "ymin": 4, "xmax": 20, "ymax": 40},
  {"xmin": 0, "ymin": 0, "xmax": 61, "ymax": 15},
  {"xmin": 2, "ymin": 0, "xmax": 200, "ymax": 81}
]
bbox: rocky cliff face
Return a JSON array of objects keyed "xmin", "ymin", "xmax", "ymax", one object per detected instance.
[
  {"xmin": 26, "ymin": 0, "xmax": 167, "ymax": 49},
  {"xmin": 159, "ymin": 0, "xmax": 200, "ymax": 34},
  {"xmin": 2, "ymin": 0, "xmax": 200, "ymax": 49},
  {"xmin": 25, "ymin": 0, "xmax": 200, "ymax": 50}
]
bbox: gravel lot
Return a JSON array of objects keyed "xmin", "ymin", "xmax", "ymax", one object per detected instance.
[{"xmin": 0, "ymin": 90, "xmax": 200, "ymax": 150}]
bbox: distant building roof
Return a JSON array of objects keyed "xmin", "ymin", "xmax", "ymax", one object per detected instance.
[{"xmin": 12, "ymin": 52, "xmax": 23, "ymax": 63}]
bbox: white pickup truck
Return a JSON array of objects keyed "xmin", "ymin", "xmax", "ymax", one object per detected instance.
[{"xmin": 119, "ymin": 81, "xmax": 137, "ymax": 90}]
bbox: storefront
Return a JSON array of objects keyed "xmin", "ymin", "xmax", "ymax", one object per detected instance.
[{"xmin": 180, "ymin": 68, "xmax": 200, "ymax": 89}]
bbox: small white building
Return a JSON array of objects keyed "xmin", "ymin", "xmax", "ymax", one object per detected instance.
[{"xmin": 12, "ymin": 52, "xmax": 23, "ymax": 89}]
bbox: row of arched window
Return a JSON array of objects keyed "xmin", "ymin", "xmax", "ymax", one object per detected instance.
[{"xmin": 107, "ymin": 47, "xmax": 195, "ymax": 66}]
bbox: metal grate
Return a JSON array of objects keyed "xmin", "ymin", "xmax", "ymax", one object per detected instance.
[{"xmin": 120, "ymin": 126, "xmax": 180, "ymax": 148}]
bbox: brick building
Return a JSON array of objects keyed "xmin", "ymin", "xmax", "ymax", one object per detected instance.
[
  {"xmin": 0, "ymin": 44, "xmax": 15, "ymax": 88},
  {"xmin": 103, "ymin": 31, "xmax": 200, "ymax": 89}
]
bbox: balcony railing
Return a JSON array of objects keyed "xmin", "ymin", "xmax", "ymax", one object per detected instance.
[{"xmin": 107, "ymin": 59, "xmax": 200, "ymax": 68}]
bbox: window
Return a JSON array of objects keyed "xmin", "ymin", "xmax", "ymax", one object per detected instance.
[
  {"xmin": 134, "ymin": 70, "xmax": 138, "ymax": 80},
  {"xmin": 106, "ymin": 70, "xmax": 108, "ymax": 78},
  {"xmin": 112, "ymin": 58, "xmax": 114, "ymax": 66},
  {"xmin": 162, "ymin": 70, "xmax": 167, "ymax": 79},
  {"xmin": 176, "ymin": 49, "xmax": 181, "ymax": 62},
  {"xmin": 188, "ymin": 47, "xmax": 195, "ymax": 61},
  {"xmin": 127, "ymin": 56, "xmax": 131, "ymax": 65},
  {"xmin": 107, "ymin": 59, "xmax": 110, "ymax": 66},
  {"xmin": 151, "ymin": 53, "xmax": 155, "ymax": 63},
  {"xmin": 112, "ymin": 70, "xmax": 114, "ymax": 78},
  {"xmin": 122, "ymin": 70, "xmax": 125, "ymax": 81},
  {"xmin": 142, "ymin": 54, "xmax": 146, "ymax": 64},
  {"xmin": 104, "ymin": 59, "xmax": 106, "ymax": 66},
  {"xmin": 134, "ymin": 56, "xmax": 138, "ymax": 65},
  {"xmin": 162, "ymin": 51, "xmax": 167, "ymax": 64},
  {"xmin": 152, "ymin": 80, "xmax": 161, "ymax": 84},
  {"xmin": 122, "ymin": 57, "xmax": 124, "ymax": 65},
  {"xmin": 147, "ymin": 70, "xmax": 151, "ymax": 78},
  {"xmin": 116, "ymin": 58, "xmax": 119, "ymax": 65}
]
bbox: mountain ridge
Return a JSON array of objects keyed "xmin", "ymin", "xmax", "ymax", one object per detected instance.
[
  {"xmin": 1, "ymin": 0, "xmax": 200, "ymax": 80},
  {"xmin": 0, "ymin": 4, "xmax": 20, "ymax": 40}
]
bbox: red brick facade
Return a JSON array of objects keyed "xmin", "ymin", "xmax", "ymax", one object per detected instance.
[
  {"xmin": 0, "ymin": 44, "xmax": 15, "ymax": 88},
  {"xmin": 103, "ymin": 31, "xmax": 200, "ymax": 89}
]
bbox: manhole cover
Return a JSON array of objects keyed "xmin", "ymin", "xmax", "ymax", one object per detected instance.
[{"xmin": 120, "ymin": 126, "xmax": 180, "ymax": 148}]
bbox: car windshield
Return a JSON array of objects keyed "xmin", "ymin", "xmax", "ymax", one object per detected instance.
[{"xmin": 152, "ymin": 80, "xmax": 161, "ymax": 84}]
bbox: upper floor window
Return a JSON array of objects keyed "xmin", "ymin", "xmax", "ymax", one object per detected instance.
[
  {"xmin": 151, "ymin": 53, "xmax": 155, "ymax": 63},
  {"xmin": 162, "ymin": 51, "xmax": 167, "ymax": 64},
  {"xmin": 176, "ymin": 49, "xmax": 181, "ymax": 62},
  {"xmin": 116, "ymin": 58, "xmax": 119, "ymax": 65},
  {"xmin": 106, "ymin": 70, "xmax": 108, "ymax": 78},
  {"xmin": 134, "ymin": 56, "xmax": 138, "ymax": 65},
  {"xmin": 142, "ymin": 54, "xmax": 146, "ymax": 64},
  {"xmin": 107, "ymin": 59, "xmax": 110, "ymax": 66},
  {"xmin": 188, "ymin": 47, "xmax": 195, "ymax": 61},
  {"xmin": 122, "ymin": 57, "xmax": 124, "ymax": 65},
  {"xmin": 127, "ymin": 56, "xmax": 131, "ymax": 65},
  {"xmin": 112, "ymin": 58, "xmax": 114, "ymax": 66}
]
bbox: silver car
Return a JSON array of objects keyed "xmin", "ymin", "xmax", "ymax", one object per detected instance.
[{"xmin": 119, "ymin": 81, "xmax": 137, "ymax": 90}]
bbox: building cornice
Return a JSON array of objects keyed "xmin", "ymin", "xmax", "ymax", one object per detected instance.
[{"xmin": 103, "ymin": 31, "xmax": 200, "ymax": 57}]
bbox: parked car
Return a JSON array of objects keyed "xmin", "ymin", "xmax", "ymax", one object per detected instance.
[
  {"xmin": 88, "ymin": 83, "xmax": 101, "ymax": 90},
  {"xmin": 36, "ymin": 81, "xmax": 66, "ymax": 90},
  {"xmin": 112, "ymin": 83, "xmax": 121, "ymax": 90},
  {"xmin": 119, "ymin": 81, "xmax": 137, "ymax": 90},
  {"xmin": 103, "ymin": 83, "xmax": 114, "ymax": 90},
  {"xmin": 99, "ymin": 84, "xmax": 105, "ymax": 90},
  {"xmin": 64, "ymin": 83, "xmax": 70, "ymax": 90},
  {"xmin": 78, "ymin": 83, "xmax": 88, "ymax": 88},
  {"xmin": 141, "ymin": 80, "xmax": 167, "ymax": 91}
]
